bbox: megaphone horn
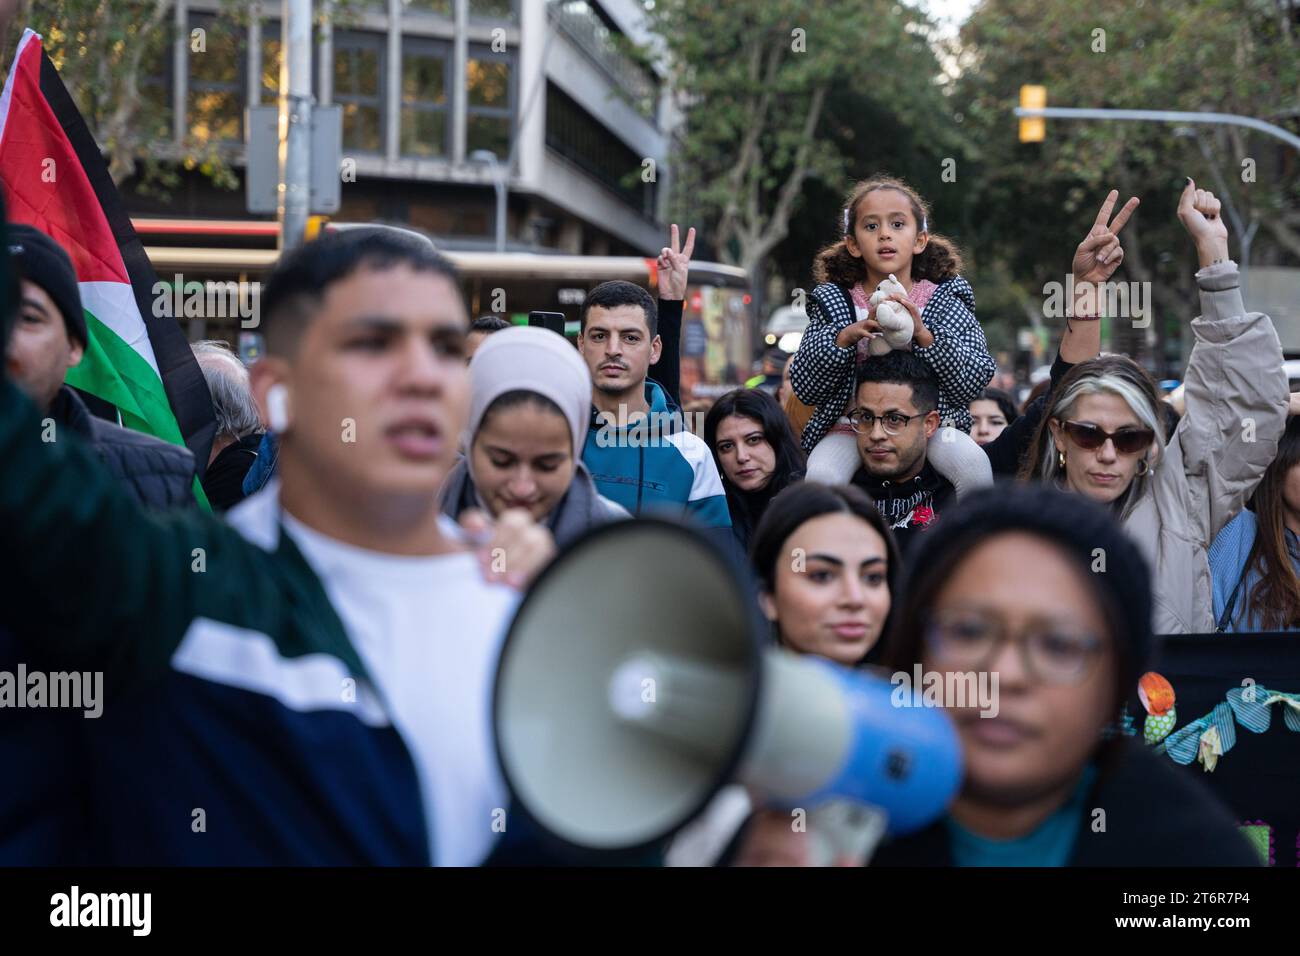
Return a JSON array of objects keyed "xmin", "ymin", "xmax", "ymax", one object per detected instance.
[{"xmin": 493, "ymin": 518, "xmax": 963, "ymax": 857}]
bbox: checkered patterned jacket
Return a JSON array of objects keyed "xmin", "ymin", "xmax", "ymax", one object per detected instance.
[{"xmin": 788, "ymin": 277, "xmax": 995, "ymax": 452}]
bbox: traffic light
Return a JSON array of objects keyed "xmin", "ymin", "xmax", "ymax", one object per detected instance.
[
  {"xmin": 306, "ymin": 215, "xmax": 331, "ymax": 241},
  {"xmin": 1019, "ymin": 85, "xmax": 1046, "ymax": 143}
]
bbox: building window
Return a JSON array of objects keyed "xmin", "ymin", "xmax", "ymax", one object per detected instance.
[
  {"xmin": 404, "ymin": 0, "xmax": 453, "ymax": 15},
  {"xmin": 188, "ymin": 14, "xmax": 244, "ymax": 144},
  {"xmin": 545, "ymin": 82, "xmax": 655, "ymax": 216},
  {"xmin": 334, "ymin": 32, "xmax": 385, "ymax": 154},
  {"xmin": 470, "ymin": 0, "xmax": 518, "ymax": 22},
  {"xmin": 140, "ymin": 44, "xmax": 174, "ymax": 142},
  {"xmin": 401, "ymin": 39, "xmax": 451, "ymax": 158},
  {"xmin": 260, "ymin": 19, "xmax": 282, "ymax": 105},
  {"xmin": 466, "ymin": 45, "xmax": 514, "ymax": 159}
]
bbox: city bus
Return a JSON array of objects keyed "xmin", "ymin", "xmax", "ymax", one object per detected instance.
[{"xmin": 133, "ymin": 218, "xmax": 757, "ymax": 398}]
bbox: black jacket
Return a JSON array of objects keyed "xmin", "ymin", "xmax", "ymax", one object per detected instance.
[
  {"xmin": 872, "ymin": 738, "xmax": 1259, "ymax": 867},
  {"xmin": 51, "ymin": 385, "xmax": 196, "ymax": 509},
  {"xmin": 851, "ymin": 461, "xmax": 955, "ymax": 558},
  {"xmin": 202, "ymin": 432, "xmax": 262, "ymax": 511}
]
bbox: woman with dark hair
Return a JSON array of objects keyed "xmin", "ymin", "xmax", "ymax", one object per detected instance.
[
  {"xmin": 748, "ymin": 481, "xmax": 899, "ymax": 666},
  {"xmin": 1019, "ymin": 181, "xmax": 1288, "ymax": 634},
  {"xmin": 667, "ymin": 481, "xmax": 899, "ymax": 865},
  {"xmin": 869, "ymin": 484, "xmax": 1257, "ymax": 867},
  {"xmin": 703, "ymin": 388, "xmax": 807, "ymax": 551},
  {"xmin": 969, "ymin": 387, "xmax": 1019, "ymax": 446},
  {"xmin": 1209, "ymin": 414, "xmax": 1300, "ymax": 631}
]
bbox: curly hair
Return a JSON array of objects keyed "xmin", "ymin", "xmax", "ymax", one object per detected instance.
[{"xmin": 812, "ymin": 175, "xmax": 962, "ymax": 288}]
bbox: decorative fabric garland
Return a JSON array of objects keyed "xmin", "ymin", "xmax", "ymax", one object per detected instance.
[{"xmin": 1151, "ymin": 687, "xmax": 1300, "ymax": 771}]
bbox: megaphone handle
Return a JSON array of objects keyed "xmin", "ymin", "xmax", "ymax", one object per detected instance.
[{"xmin": 807, "ymin": 801, "xmax": 889, "ymax": 867}]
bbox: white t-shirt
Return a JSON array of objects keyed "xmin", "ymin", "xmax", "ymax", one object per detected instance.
[{"xmin": 280, "ymin": 509, "xmax": 519, "ymax": 867}]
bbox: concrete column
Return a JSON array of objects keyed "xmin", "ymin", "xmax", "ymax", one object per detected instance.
[
  {"xmin": 452, "ymin": 0, "xmax": 468, "ymax": 164},
  {"xmin": 173, "ymin": 0, "xmax": 187, "ymax": 145},
  {"xmin": 386, "ymin": 0, "xmax": 401, "ymax": 161}
]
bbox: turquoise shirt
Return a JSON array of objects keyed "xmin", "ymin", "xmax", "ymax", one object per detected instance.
[
  {"xmin": 946, "ymin": 765, "xmax": 1097, "ymax": 867},
  {"xmin": 581, "ymin": 380, "xmax": 731, "ymax": 528}
]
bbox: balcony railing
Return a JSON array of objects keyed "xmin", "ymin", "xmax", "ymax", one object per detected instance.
[{"xmin": 547, "ymin": 0, "xmax": 658, "ymax": 120}]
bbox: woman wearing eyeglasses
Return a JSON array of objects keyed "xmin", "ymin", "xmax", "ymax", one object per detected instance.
[
  {"xmin": 871, "ymin": 485, "xmax": 1257, "ymax": 866},
  {"xmin": 1020, "ymin": 181, "xmax": 1288, "ymax": 634}
]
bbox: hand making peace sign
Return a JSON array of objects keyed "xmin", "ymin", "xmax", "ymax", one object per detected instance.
[
  {"xmin": 1072, "ymin": 189, "xmax": 1140, "ymax": 287},
  {"xmin": 657, "ymin": 223, "xmax": 696, "ymax": 301}
]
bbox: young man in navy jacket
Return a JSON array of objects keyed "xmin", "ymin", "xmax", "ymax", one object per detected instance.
[{"xmin": 0, "ymin": 226, "xmax": 554, "ymax": 864}]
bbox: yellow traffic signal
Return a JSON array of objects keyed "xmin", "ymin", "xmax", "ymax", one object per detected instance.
[{"xmin": 1019, "ymin": 85, "xmax": 1046, "ymax": 143}]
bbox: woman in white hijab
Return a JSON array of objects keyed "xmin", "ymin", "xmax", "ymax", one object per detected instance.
[{"xmin": 440, "ymin": 326, "xmax": 628, "ymax": 546}]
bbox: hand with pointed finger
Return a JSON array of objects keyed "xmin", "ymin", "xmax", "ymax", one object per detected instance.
[
  {"xmin": 1072, "ymin": 189, "xmax": 1139, "ymax": 286},
  {"xmin": 657, "ymin": 223, "xmax": 696, "ymax": 301},
  {"xmin": 1178, "ymin": 178, "xmax": 1230, "ymax": 267},
  {"xmin": 459, "ymin": 507, "xmax": 556, "ymax": 590}
]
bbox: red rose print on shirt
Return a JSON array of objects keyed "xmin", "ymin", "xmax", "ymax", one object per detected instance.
[{"xmin": 912, "ymin": 506, "xmax": 936, "ymax": 528}]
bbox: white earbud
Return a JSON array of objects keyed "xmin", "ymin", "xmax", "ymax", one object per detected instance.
[{"xmin": 266, "ymin": 384, "xmax": 291, "ymax": 433}]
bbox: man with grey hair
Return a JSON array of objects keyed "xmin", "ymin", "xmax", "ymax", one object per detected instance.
[{"xmin": 192, "ymin": 339, "xmax": 265, "ymax": 510}]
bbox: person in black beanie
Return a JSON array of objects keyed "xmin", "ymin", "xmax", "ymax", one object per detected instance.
[
  {"xmin": 868, "ymin": 483, "xmax": 1257, "ymax": 866},
  {"xmin": 4, "ymin": 223, "xmax": 194, "ymax": 508}
]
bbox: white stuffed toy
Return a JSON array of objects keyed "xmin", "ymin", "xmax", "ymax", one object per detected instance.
[{"xmin": 863, "ymin": 273, "xmax": 914, "ymax": 356}]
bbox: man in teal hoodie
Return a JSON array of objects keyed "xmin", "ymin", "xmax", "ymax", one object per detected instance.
[{"xmin": 577, "ymin": 253, "xmax": 733, "ymax": 549}]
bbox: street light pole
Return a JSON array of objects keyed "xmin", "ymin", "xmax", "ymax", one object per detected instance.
[
  {"xmin": 470, "ymin": 149, "xmax": 507, "ymax": 252},
  {"xmin": 1013, "ymin": 106, "xmax": 1300, "ymax": 154},
  {"xmin": 278, "ymin": 0, "xmax": 313, "ymax": 251}
]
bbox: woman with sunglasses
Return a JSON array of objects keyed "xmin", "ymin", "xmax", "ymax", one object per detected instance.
[
  {"xmin": 1020, "ymin": 181, "xmax": 1288, "ymax": 634},
  {"xmin": 868, "ymin": 485, "xmax": 1257, "ymax": 866}
]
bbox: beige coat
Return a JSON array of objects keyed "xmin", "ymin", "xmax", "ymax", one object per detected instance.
[{"xmin": 1124, "ymin": 261, "xmax": 1287, "ymax": 634}]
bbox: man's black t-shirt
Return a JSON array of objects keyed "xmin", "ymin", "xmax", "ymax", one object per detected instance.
[{"xmin": 851, "ymin": 461, "xmax": 956, "ymax": 557}]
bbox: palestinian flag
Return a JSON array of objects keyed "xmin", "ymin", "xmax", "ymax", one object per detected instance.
[{"xmin": 0, "ymin": 28, "xmax": 215, "ymax": 497}]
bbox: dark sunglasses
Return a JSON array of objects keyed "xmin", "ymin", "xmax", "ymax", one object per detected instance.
[{"xmin": 1060, "ymin": 420, "xmax": 1154, "ymax": 455}]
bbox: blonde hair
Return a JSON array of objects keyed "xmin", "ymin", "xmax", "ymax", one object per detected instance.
[{"xmin": 1021, "ymin": 355, "xmax": 1166, "ymax": 520}]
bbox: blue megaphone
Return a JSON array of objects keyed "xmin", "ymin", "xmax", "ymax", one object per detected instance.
[{"xmin": 493, "ymin": 519, "xmax": 963, "ymax": 858}]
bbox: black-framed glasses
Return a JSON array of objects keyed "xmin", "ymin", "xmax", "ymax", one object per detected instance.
[
  {"xmin": 1059, "ymin": 420, "xmax": 1154, "ymax": 455},
  {"xmin": 924, "ymin": 608, "xmax": 1104, "ymax": 685},
  {"xmin": 847, "ymin": 409, "xmax": 925, "ymax": 436}
]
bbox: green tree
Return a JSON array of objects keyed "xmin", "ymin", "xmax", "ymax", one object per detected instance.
[
  {"xmin": 952, "ymin": 0, "xmax": 1300, "ymax": 373},
  {"xmin": 642, "ymin": 0, "xmax": 956, "ymax": 302}
]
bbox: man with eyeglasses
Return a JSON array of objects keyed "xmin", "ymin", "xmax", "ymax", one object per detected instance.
[{"xmin": 845, "ymin": 350, "xmax": 959, "ymax": 554}]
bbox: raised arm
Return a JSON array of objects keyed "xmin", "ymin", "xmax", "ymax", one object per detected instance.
[
  {"xmin": 1174, "ymin": 180, "xmax": 1287, "ymax": 544},
  {"xmin": 652, "ymin": 224, "xmax": 693, "ymax": 409},
  {"xmin": 1061, "ymin": 189, "xmax": 1140, "ymax": 365},
  {"xmin": 986, "ymin": 191, "xmax": 1140, "ymax": 473}
]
